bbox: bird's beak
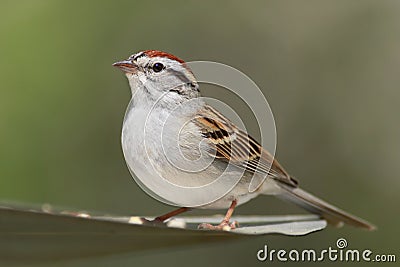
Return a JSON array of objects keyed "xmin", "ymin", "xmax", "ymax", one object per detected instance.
[{"xmin": 112, "ymin": 60, "xmax": 137, "ymax": 73}]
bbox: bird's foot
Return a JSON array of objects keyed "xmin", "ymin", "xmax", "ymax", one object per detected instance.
[{"xmin": 198, "ymin": 220, "xmax": 239, "ymax": 231}]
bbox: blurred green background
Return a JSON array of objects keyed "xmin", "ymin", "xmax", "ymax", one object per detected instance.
[{"xmin": 0, "ymin": 0, "xmax": 399, "ymax": 266}]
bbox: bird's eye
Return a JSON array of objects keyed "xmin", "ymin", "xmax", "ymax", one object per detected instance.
[{"xmin": 152, "ymin": 62, "xmax": 164, "ymax": 72}]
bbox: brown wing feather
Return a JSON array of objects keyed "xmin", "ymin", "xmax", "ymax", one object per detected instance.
[{"xmin": 194, "ymin": 105, "xmax": 297, "ymax": 188}]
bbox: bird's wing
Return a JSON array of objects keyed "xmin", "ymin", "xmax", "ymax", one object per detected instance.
[{"xmin": 193, "ymin": 105, "xmax": 298, "ymax": 192}]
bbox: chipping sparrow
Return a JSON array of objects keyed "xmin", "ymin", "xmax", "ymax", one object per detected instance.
[{"xmin": 113, "ymin": 50, "xmax": 375, "ymax": 230}]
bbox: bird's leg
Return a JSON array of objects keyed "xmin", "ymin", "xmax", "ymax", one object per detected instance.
[
  {"xmin": 153, "ymin": 207, "xmax": 191, "ymax": 222},
  {"xmin": 136, "ymin": 207, "xmax": 190, "ymax": 226},
  {"xmin": 198, "ymin": 200, "xmax": 239, "ymax": 230}
]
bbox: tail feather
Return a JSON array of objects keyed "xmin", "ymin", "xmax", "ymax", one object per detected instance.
[{"xmin": 276, "ymin": 183, "xmax": 376, "ymax": 230}]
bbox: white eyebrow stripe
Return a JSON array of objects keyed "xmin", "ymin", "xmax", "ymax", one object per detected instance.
[{"xmin": 131, "ymin": 52, "xmax": 145, "ymax": 61}]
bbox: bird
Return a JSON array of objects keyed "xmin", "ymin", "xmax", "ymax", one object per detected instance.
[{"xmin": 113, "ymin": 50, "xmax": 375, "ymax": 231}]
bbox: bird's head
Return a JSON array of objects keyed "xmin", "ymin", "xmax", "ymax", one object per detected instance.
[{"xmin": 113, "ymin": 50, "xmax": 199, "ymax": 102}]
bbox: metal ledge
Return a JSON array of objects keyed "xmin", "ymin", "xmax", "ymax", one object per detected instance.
[{"xmin": 0, "ymin": 204, "xmax": 326, "ymax": 263}]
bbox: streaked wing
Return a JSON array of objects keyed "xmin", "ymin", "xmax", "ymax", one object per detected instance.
[{"xmin": 193, "ymin": 105, "xmax": 298, "ymax": 191}]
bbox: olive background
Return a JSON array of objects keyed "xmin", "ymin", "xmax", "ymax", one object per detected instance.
[{"xmin": 0, "ymin": 0, "xmax": 399, "ymax": 266}]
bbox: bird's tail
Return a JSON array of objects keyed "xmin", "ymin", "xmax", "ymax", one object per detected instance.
[{"xmin": 276, "ymin": 183, "xmax": 376, "ymax": 230}]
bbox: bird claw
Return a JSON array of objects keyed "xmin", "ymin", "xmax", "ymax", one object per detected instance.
[{"xmin": 198, "ymin": 220, "xmax": 239, "ymax": 231}]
